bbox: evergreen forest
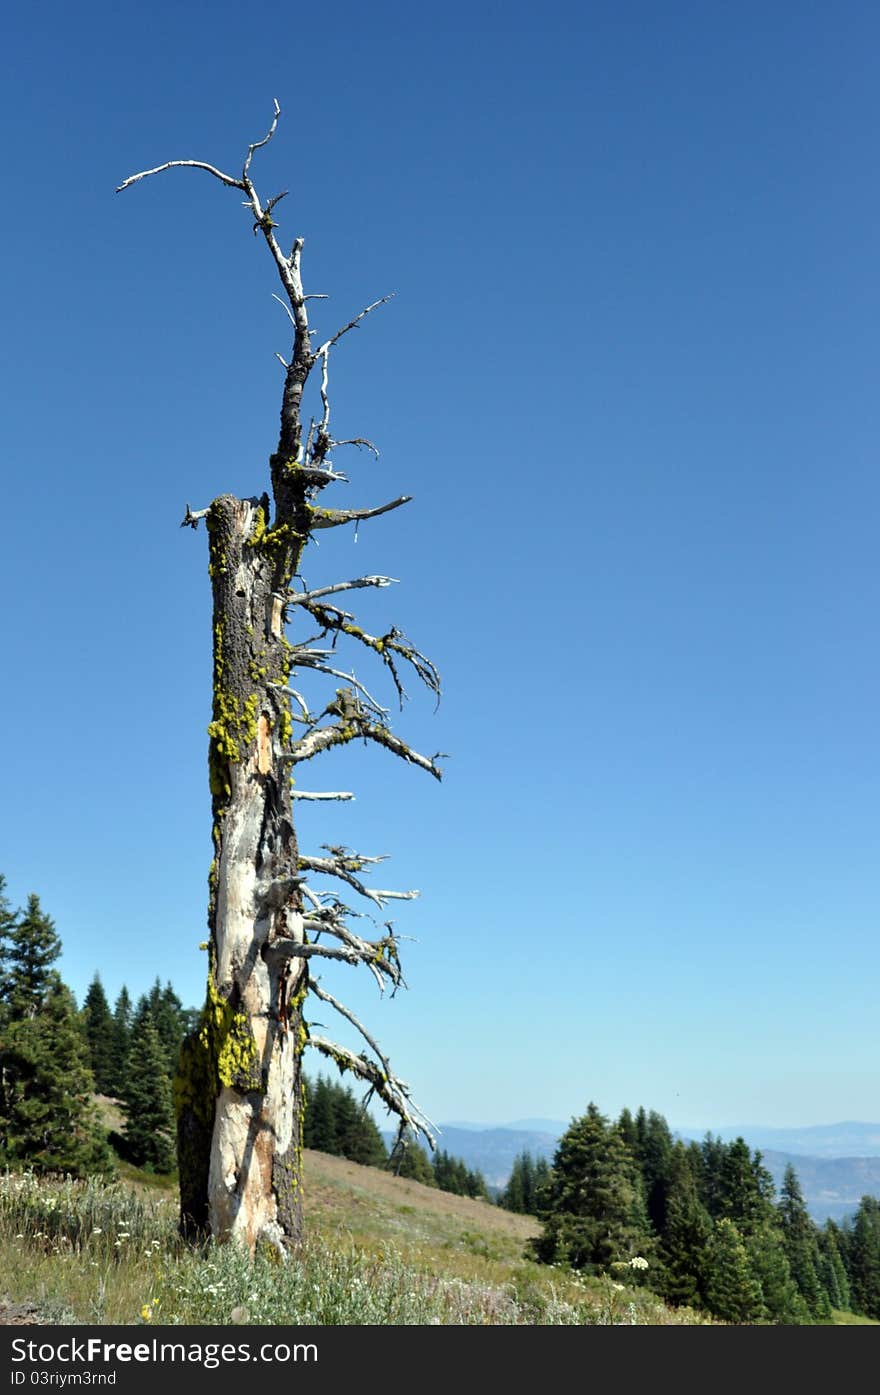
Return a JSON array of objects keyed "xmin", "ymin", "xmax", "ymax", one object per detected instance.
[{"xmin": 2, "ymin": 872, "xmax": 879, "ymax": 1324}]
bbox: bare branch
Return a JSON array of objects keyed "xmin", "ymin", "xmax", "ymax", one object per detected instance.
[
  {"xmin": 265, "ymin": 939, "xmax": 369, "ymax": 970},
  {"xmin": 330, "ymin": 438, "xmax": 380, "ymax": 460},
  {"xmin": 306, "ymin": 1034, "xmax": 435, "ymax": 1150},
  {"xmin": 317, "ymin": 346, "xmax": 331, "ymax": 439},
  {"xmin": 286, "ymin": 576, "xmax": 398, "ymax": 606},
  {"xmin": 287, "ymin": 718, "xmax": 443, "ymax": 780},
  {"xmin": 272, "ymin": 293, "xmax": 297, "ymax": 329},
  {"xmin": 310, "ymin": 496, "xmax": 411, "ymax": 530},
  {"xmin": 290, "ymin": 663, "xmax": 390, "ymax": 721},
  {"xmin": 116, "ymin": 161, "xmax": 243, "ymax": 194},
  {"xmin": 266, "ymin": 908, "xmax": 404, "ymax": 994},
  {"xmin": 268, "ymin": 683, "xmax": 311, "ymax": 721},
  {"xmin": 295, "ymin": 466, "xmax": 349, "ymax": 489},
  {"xmin": 308, "ymin": 980, "xmax": 393, "ymax": 1085},
  {"xmin": 292, "ymin": 790, "xmax": 355, "ymax": 801},
  {"xmin": 180, "ymin": 504, "xmax": 210, "ymax": 530},
  {"xmin": 315, "ymin": 295, "xmax": 395, "ymax": 356},
  {"xmin": 299, "ymin": 852, "xmax": 418, "ymax": 908},
  {"xmin": 243, "ymin": 97, "xmax": 281, "ymax": 180},
  {"xmin": 299, "ymin": 608, "xmax": 441, "ymax": 706}
]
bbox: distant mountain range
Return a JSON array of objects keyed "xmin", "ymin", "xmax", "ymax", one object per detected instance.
[
  {"xmin": 426, "ymin": 1119, "xmax": 880, "ymax": 1224},
  {"xmin": 675, "ymin": 1121, "xmax": 880, "ymax": 1160}
]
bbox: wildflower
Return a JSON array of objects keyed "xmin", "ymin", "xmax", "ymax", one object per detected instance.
[
  {"xmin": 92, "ymin": 1228, "xmax": 102, "ymax": 1235},
  {"xmin": 629, "ymin": 1256, "xmax": 649, "ymax": 1271},
  {"xmin": 140, "ymin": 1305, "xmax": 153, "ymax": 1322}
]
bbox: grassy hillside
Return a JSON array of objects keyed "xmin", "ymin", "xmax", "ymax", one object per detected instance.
[{"xmin": 0, "ymin": 1152, "xmax": 707, "ymax": 1326}]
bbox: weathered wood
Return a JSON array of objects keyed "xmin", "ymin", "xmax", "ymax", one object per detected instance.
[
  {"xmin": 176, "ymin": 483, "xmax": 312, "ymax": 1250},
  {"xmin": 120, "ymin": 106, "xmax": 441, "ymax": 1251}
]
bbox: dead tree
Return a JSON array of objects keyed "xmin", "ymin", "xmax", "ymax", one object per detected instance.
[{"xmin": 117, "ymin": 103, "xmax": 439, "ymax": 1252}]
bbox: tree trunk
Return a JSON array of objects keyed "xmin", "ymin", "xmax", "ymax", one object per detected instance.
[
  {"xmin": 177, "ymin": 481, "xmax": 310, "ymax": 1251},
  {"xmin": 118, "ymin": 109, "xmax": 439, "ymax": 1250}
]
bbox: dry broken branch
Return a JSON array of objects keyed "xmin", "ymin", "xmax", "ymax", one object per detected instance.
[
  {"xmin": 306, "ymin": 1034, "xmax": 435, "ymax": 1150},
  {"xmin": 330, "ymin": 437, "xmax": 380, "ymax": 459},
  {"xmin": 310, "ymin": 496, "xmax": 412, "ymax": 530},
  {"xmin": 308, "ymin": 980, "xmax": 394, "ymax": 1085},
  {"xmin": 298, "ymin": 851, "xmax": 419, "ymax": 908},
  {"xmin": 291, "ymin": 790, "xmax": 355, "ymax": 801},
  {"xmin": 286, "ymin": 576, "xmax": 398, "ymax": 606},
  {"xmin": 286, "ymin": 718, "xmax": 443, "ymax": 780},
  {"xmin": 180, "ymin": 504, "xmax": 211, "ymax": 530},
  {"xmin": 297, "ymin": 606, "xmax": 441, "ymax": 706},
  {"xmin": 315, "ymin": 295, "xmax": 395, "ymax": 356}
]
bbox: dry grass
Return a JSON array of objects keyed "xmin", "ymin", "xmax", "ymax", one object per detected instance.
[{"xmin": 0, "ymin": 1159, "xmax": 707, "ymax": 1325}]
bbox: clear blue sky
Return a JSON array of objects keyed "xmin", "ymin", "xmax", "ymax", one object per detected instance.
[{"xmin": 2, "ymin": 1, "xmax": 878, "ymax": 1133}]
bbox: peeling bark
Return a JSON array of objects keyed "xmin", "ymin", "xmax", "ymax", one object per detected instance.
[
  {"xmin": 177, "ymin": 489, "xmax": 310, "ymax": 1249},
  {"xmin": 119, "ymin": 105, "xmax": 440, "ymax": 1252}
]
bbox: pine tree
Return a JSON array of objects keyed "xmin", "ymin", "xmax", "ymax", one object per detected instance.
[
  {"xmin": 534, "ymin": 1103, "xmax": 653, "ymax": 1273},
  {"xmin": 630, "ymin": 1109, "xmax": 674, "ymax": 1235},
  {"xmin": 146, "ymin": 979, "xmax": 188, "ymax": 1078},
  {"xmin": 0, "ymin": 875, "xmax": 17, "ymax": 970},
  {"xmin": 502, "ymin": 1151, "xmax": 540, "ymax": 1213},
  {"xmin": 109, "ymin": 987, "xmax": 133, "ymax": 1097},
  {"xmin": 0, "ymin": 894, "xmax": 63, "ymax": 1018},
  {"xmin": 705, "ymin": 1218, "xmax": 765, "ymax": 1323},
  {"xmin": 819, "ymin": 1220, "xmax": 851, "ymax": 1313},
  {"xmin": 120, "ymin": 1017, "xmax": 176, "ymax": 1172},
  {"xmin": 778, "ymin": 1164, "xmax": 831, "ymax": 1320},
  {"xmin": 393, "ymin": 1137, "xmax": 436, "ymax": 1186},
  {"xmin": 745, "ymin": 1222, "xmax": 809, "ymax": 1324},
  {"xmin": 303, "ymin": 1075, "xmax": 339, "ymax": 1153},
  {"xmin": 82, "ymin": 976, "xmax": 116, "ymax": 1095},
  {"xmin": 659, "ymin": 1147, "xmax": 713, "ymax": 1309},
  {"xmin": 617, "ymin": 1107, "xmax": 638, "ymax": 1151},
  {"xmin": 847, "ymin": 1196, "xmax": 880, "ymax": 1320},
  {"xmin": 0, "ymin": 980, "xmax": 113, "ymax": 1175},
  {"xmin": 334, "ymin": 1087, "xmax": 387, "ymax": 1166},
  {"xmin": 717, "ymin": 1139, "xmax": 776, "ymax": 1235},
  {"xmin": 466, "ymin": 1166, "xmax": 490, "ymax": 1200}
]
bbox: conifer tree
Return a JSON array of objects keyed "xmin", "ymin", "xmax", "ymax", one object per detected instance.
[
  {"xmin": 0, "ymin": 876, "xmax": 16, "ymax": 968},
  {"xmin": 0, "ymin": 980, "xmax": 113, "ymax": 1175},
  {"xmin": 393, "ymin": 1137, "xmax": 437, "ymax": 1186},
  {"xmin": 659, "ymin": 1147, "xmax": 713, "ymax": 1309},
  {"xmin": 0, "ymin": 894, "xmax": 63, "ymax": 1019},
  {"xmin": 534, "ymin": 1103, "xmax": 652, "ymax": 1273},
  {"xmin": 745, "ymin": 1222, "xmax": 809, "ymax": 1324},
  {"xmin": 0, "ymin": 890, "xmax": 112, "ymax": 1175},
  {"xmin": 303, "ymin": 1075, "xmax": 338, "ymax": 1153},
  {"xmin": 705, "ymin": 1218, "xmax": 765, "ymax": 1323},
  {"xmin": 500, "ymin": 1151, "xmax": 531, "ymax": 1213},
  {"xmin": 617, "ymin": 1107, "xmax": 638, "ymax": 1151},
  {"xmin": 778, "ymin": 1164, "xmax": 831, "ymax": 1320},
  {"xmin": 819, "ymin": 1220, "xmax": 851, "ymax": 1313},
  {"xmin": 717, "ymin": 1138, "xmax": 776, "ymax": 1235},
  {"xmin": 847, "ymin": 1196, "xmax": 880, "ymax": 1320},
  {"xmin": 82, "ymin": 976, "xmax": 116, "ymax": 1095},
  {"xmin": 146, "ymin": 979, "xmax": 189, "ymax": 1078},
  {"xmin": 110, "ymin": 987, "xmax": 133, "ymax": 1097},
  {"xmin": 629, "ymin": 1109, "xmax": 674, "ymax": 1234},
  {"xmin": 120, "ymin": 1017, "xmax": 176, "ymax": 1173},
  {"xmin": 501, "ymin": 1151, "xmax": 549, "ymax": 1214},
  {"xmin": 334, "ymin": 1086, "xmax": 387, "ymax": 1167},
  {"xmin": 466, "ymin": 1165, "xmax": 490, "ymax": 1200}
]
